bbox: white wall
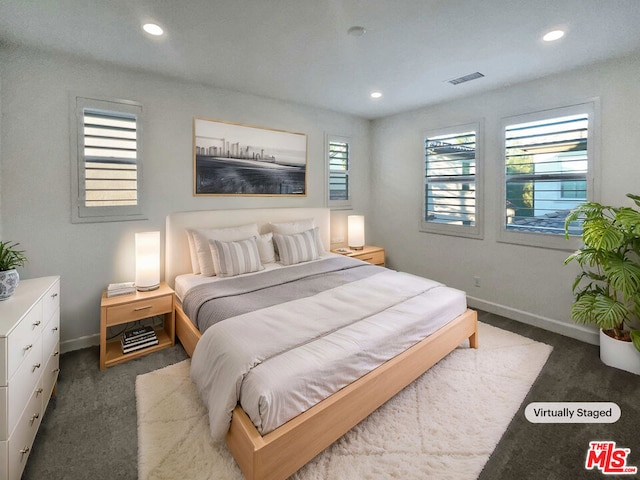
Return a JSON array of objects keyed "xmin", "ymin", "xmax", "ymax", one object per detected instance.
[
  {"xmin": 0, "ymin": 46, "xmax": 371, "ymax": 349},
  {"xmin": 370, "ymin": 53, "xmax": 640, "ymax": 344}
]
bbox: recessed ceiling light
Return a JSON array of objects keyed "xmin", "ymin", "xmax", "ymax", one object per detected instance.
[
  {"xmin": 543, "ymin": 30, "xmax": 565, "ymax": 42},
  {"xmin": 143, "ymin": 23, "xmax": 164, "ymax": 36},
  {"xmin": 347, "ymin": 26, "xmax": 367, "ymax": 37},
  {"xmin": 370, "ymin": 92, "xmax": 382, "ymax": 99}
]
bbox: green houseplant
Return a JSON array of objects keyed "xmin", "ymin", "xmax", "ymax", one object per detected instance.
[
  {"xmin": 564, "ymin": 194, "xmax": 640, "ymax": 373},
  {"xmin": 0, "ymin": 241, "xmax": 27, "ymax": 301}
]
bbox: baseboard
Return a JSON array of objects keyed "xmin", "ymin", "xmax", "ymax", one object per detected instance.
[
  {"xmin": 467, "ymin": 296, "xmax": 599, "ymax": 346},
  {"xmin": 61, "ymin": 333, "xmax": 100, "ymax": 354}
]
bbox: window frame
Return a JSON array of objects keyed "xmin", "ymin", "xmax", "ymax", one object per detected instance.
[
  {"xmin": 326, "ymin": 134, "xmax": 352, "ymax": 210},
  {"xmin": 497, "ymin": 100, "xmax": 599, "ymax": 250},
  {"xmin": 420, "ymin": 121, "xmax": 484, "ymax": 239},
  {"xmin": 70, "ymin": 95, "xmax": 146, "ymax": 223}
]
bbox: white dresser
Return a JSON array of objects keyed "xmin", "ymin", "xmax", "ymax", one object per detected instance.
[{"xmin": 0, "ymin": 276, "xmax": 60, "ymax": 480}]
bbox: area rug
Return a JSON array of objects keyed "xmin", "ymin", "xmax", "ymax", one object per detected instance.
[{"xmin": 136, "ymin": 322, "xmax": 552, "ymax": 480}]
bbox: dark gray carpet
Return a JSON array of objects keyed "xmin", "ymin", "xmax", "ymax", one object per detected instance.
[{"xmin": 21, "ymin": 311, "xmax": 639, "ymax": 480}]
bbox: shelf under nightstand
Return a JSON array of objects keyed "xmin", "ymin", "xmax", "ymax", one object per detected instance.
[{"xmin": 99, "ymin": 282, "xmax": 175, "ymax": 370}]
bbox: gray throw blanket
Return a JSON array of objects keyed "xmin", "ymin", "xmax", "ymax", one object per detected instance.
[{"xmin": 183, "ymin": 256, "xmax": 385, "ymax": 333}]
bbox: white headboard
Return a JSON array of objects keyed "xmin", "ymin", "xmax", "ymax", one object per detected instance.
[{"xmin": 165, "ymin": 207, "xmax": 331, "ymax": 288}]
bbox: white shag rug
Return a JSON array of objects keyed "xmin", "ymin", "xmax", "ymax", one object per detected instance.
[{"xmin": 136, "ymin": 322, "xmax": 552, "ymax": 480}]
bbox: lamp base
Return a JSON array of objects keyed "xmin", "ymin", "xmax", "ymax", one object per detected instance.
[
  {"xmin": 349, "ymin": 245, "xmax": 364, "ymax": 251},
  {"xmin": 136, "ymin": 283, "xmax": 160, "ymax": 292}
]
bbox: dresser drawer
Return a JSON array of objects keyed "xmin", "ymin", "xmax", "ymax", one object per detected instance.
[
  {"xmin": 7, "ymin": 338, "xmax": 42, "ymax": 436},
  {"xmin": 0, "ymin": 386, "xmax": 6, "ymax": 442},
  {"xmin": 43, "ymin": 309, "xmax": 60, "ymax": 360},
  {"xmin": 42, "ymin": 348, "xmax": 60, "ymax": 404},
  {"xmin": 353, "ymin": 249, "xmax": 385, "ymax": 265},
  {"xmin": 105, "ymin": 294, "xmax": 173, "ymax": 326},
  {"xmin": 43, "ymin": 281, "xmax": 60, "ymax": 325},
  {"xmin": 6, "ymin": 385, "xmax": 42, "ymax": 480},
  {"xmin": 5, "ymin": 303, "xmax": 42, "ymax": 384}
]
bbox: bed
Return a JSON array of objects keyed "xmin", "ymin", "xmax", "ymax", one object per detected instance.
[{"xmin": 166, "ymin": 207, "xmax": 478, "ymax": 480}]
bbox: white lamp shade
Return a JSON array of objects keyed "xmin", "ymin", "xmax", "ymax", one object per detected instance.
[
  {"xmin": 135, "ymin": 231, "xmax": 160, "ymax": 291},
  {"xmin": 348, "ymin": 215, "xmax": 365, "ymax": 250}
]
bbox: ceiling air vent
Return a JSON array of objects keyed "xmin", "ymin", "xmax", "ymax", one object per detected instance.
[{"xmin": 447, "ymin": 72, "xmax": 485, "ymax": 85}]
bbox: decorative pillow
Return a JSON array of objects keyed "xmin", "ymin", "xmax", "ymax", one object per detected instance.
[
  {"xmin": 208, "ymin": 237, "xmax": 264, "ymax": 277},
  {"xmin": 189, "ymin": 223, "xmax": 260, "ymax": 276},
  {"xmin": 273, "ymin": 228, "xmax": 320, "ymax": 266},
  {"xmin": 270, "ymin": 218, "xmax": 325, "ymax": 254},
  {"xmin": 255, "ymin": 232, "xmax": 276, "ymax": 264},
  {"xmin": 185, "ymin": 230, "xmax": 201, "ymax": 274}
]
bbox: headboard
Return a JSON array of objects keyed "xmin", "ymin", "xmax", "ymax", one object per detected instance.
[{"xmin": 165, "ymin": 207, "xmax": 331, "ymax": 288}]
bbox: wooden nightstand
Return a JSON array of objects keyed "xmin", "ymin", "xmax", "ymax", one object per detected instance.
[
  {"xmin": 333, "ymin": 245, "xmax": 386, "ymax": 266},
  {"xmin": 99, "ymin": 282, "xmax": 175, "ymax": 370}
]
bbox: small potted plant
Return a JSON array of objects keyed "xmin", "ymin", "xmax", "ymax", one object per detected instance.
[
  {"xmin": 564, "ymin": 194, "xmax": 640, "ymax": 375},
  {"xmin": 0, "ymin": 241, "xmax": 28, "ymax": 301}
]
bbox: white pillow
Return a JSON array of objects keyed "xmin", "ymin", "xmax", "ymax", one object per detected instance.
[
  {"xmin": 270, "ymin": 218, "xmax": 325, "ymax": 254},
  {"xmin": 189, "ymin": 223, "xmax": 260, "ymax": 276},
  {"xmin": 209, "ymin": 237, "xmax": 264, "ymax": 277},
  {"xmin": 255, "ymin": 232, "xmax": 276, "ymax": 264},
  {"xmin": 273, "ymin": 228, "xmax": 319, "ymax": 266},
  {"xmin": 185, "ymin": 230, "xmax": 201, "ymax": 274}
]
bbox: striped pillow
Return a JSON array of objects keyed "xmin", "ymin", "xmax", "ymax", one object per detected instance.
[
  {"xmin": 208, "ymin": 237, "xmax": 264, "ymax": 277},
  {"xmin": 273, "ymin": 228, "xmax": 319, "ymax": 266}
]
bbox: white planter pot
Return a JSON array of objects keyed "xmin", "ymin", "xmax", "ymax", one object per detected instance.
[
  {"xmin": 0, "ymin": 269, "xmax": 19, "ymax": 301},
  {"xmin": 600, "ymin": 329, "xmax": 640, "ymax": 375}
]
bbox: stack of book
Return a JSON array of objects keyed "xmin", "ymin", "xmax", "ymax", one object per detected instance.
[
  {"xmin": 121, "ymin": 326, "xmax": 158, "ymax": 354},
  {"xmin": 107, "ymin": 282, "xmax": 136, "ymax": 298}
]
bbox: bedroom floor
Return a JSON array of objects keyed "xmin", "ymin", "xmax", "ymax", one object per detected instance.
[{"xmin": 21, "ymin": 310, "xmax": 639, "ymax": 480}]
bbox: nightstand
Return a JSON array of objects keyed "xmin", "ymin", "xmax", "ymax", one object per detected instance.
[
  {"xmin": 333, "ymin": 245, "xmax": 385, "ymax": 266},
  {"xmin": 99, "ymin": 282, "xmax": 175, "ymax": 370}
]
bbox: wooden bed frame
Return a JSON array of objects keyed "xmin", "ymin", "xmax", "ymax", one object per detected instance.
[{"xmin": 166, "ymin": 208, "xmax": 478, "ymax": 480}]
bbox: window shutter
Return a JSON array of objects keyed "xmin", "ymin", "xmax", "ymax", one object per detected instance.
[
  {"xmin": 504, "ymin": 113, "xmax": 588, "ymax": 236},
  {"xmin": 82, "ymin": 109, "xmax": 139, "ymax": 207},
  {"xmin": 424, "ymin": 130, "xmax": 477, "ymax": 227},
  {"xmin": 328, "ymin": 139, "xmax": 350, "ymax": 205},
  {"xmin": 71, "ymin": 96, "xmax": 145, "ymax": 223}
]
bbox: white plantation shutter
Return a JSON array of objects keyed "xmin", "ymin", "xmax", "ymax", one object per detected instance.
[
  {"xmin": 499, "ymin": 101, "xmax": 596, "ymax": 250},
  {"xmin": 72, "ymin": 97, "xmax": 145, "ymax": 222},
  {"xmin": 422, "ymin": 123, "xmax": 483, "ymax": 239},
  {"xmin": 327, "ymin": 135, "xmax": 351, "ymax": 209}
]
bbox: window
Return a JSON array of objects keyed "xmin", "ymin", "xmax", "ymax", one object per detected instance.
[
  {"xmin": 500, "ymin": 102, "xmax": 596, "ymax": 249},
  {"xmin": 71, "ymin": 96, "xmax": 145, "ymax": 223},
  {"xmin": 327, "ymin": 135, "xmax": 351, "ymax": 209},
  {"xmin": 421, "ymin": 122, "xmax": 483, "ymax": 238}
]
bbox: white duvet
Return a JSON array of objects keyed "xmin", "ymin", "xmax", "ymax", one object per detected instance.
[{"xmin": 190, "ymin": 268, "xmax": 466, "ymax": 443}]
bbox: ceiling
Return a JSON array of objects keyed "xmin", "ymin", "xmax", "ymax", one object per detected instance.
[{"xmin": 1, "ymin": 0, "xmax": 640, "ymax": 119}]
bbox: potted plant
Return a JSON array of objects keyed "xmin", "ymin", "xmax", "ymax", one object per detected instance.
[
  {"xmin": 564, "ymin": 194, "xmax": 640, "ymax": 375},
  {"xmin": 0, "ymin": 241, "xmax": 27, "ymax": 301}
]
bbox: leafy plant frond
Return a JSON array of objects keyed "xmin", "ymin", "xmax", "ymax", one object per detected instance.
[
  {"xmin": 0, "ymin": 241, "xmax": 27, "ymax": 271},
  {"xmin": 602, "ymin": 254, "xmax": 640, "ymax": 300},
  {"xmin": 626, "ymin": 193, "xmax": 640, "ymax": 208},
  {"xmin": 592, "ymin": 294, "xmax": 629, "ymax": 331},
  {"xmin": 631, "ymin": 330, "xmax": 640, "ymax": 352},
  {"xmin": 582, "ymin": 217, "xmax": 625, "ymax": 250}
]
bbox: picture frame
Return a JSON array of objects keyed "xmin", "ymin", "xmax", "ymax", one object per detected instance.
[{"xmin": 193, "ymin": 117, "xmax": 307, "ymax": 196}]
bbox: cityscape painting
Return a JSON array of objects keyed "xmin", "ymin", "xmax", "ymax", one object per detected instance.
[{"xmin": 193, "ymin": 118, "xmax": 307, "ymax": 196}]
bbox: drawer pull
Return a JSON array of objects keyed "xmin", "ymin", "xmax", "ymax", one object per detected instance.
[
  {"xmin": 54, "ymin": 351, "xmax": 60, "ymax": 356},
  {"xmin": 33, "ymin": 321, "xmax": 41, "ymax": 326},
  {"xmin": 32, "ymin": 363, "xmax": 41, "ymax": 372},
  {"xmin": 52, "ymin": 368, "xmax": 61, "ymax": 373},
  {"xmin": 24, "ymin": 344, "xmax": 33, "ymax": 351},
  {"xmin": 134, "ymin": 305, "xmax": 153, "ymax": 311},
  {"xmin": 51, "ymin": 292, "xmax": 59, "ymax": 298},
  {"xmin": 36, "ymin": 388, "xmax": 43, "ymax": 396},
  {"xmin": 52, "ymin": 326, "xmax": 59, "ymax": 332},
  {"xmin": 20, "ymin": 446, "xmax": 31, "ymax": 455},
  {"xmin": 361, "ymin": 256, "xmax": 373, "ymax": 261},
  {"xmin": 30, "ymin": 413, "xmax": 40, "ymax": 424}
]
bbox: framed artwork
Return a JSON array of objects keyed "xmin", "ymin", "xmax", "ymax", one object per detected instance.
[{"xmin": 193, "ymin": 117, "xmax": 307, "ymax": 196}]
